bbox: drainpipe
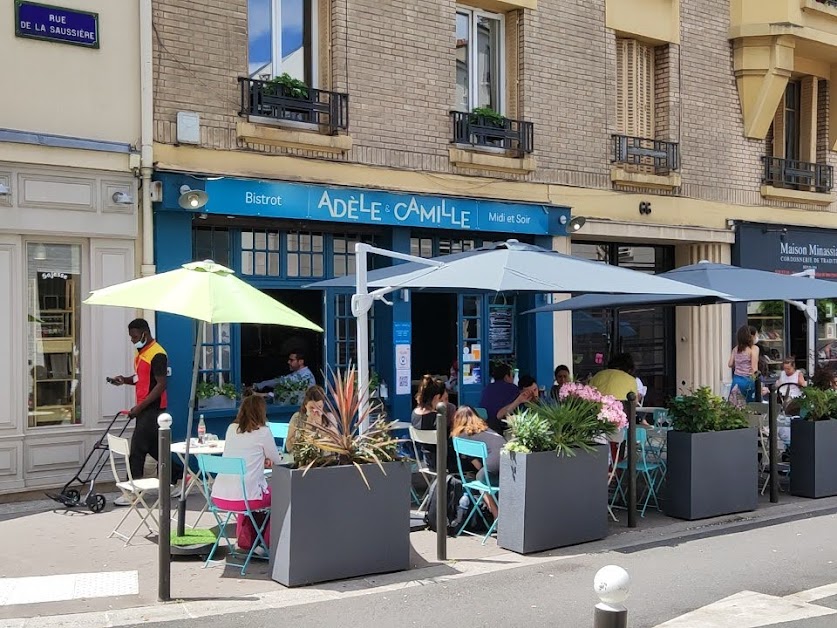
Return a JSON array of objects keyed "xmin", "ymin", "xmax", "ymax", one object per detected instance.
[{"xmin": 139, "ymin": 0, "xmax": 154, "ymax": 280}]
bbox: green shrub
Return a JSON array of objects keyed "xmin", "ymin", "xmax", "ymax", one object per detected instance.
[{"xmin": 667, "ymin": 387, "xmax": 748, "ymax": 433}]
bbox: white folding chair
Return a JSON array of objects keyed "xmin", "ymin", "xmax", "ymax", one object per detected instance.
[
  {"xmin": 607, "ymin": 444, "xmax": 621, "ymax": 522},
  {"xmin": 409, "ymin": 426, "xmax": 438, "ymax": 512},
  {"xmin": 107, "ymin": 434, "xmax": 160, "ymax": 546}
]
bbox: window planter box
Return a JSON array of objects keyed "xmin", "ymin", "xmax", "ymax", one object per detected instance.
[
  {"xmin": 497, "ymin": 445, "xmax": 609, "ymax": 554},
  {"xmin": 197, "ymin": 394, "xmax": 236, "ymax": 411},
  {"xmin": 269, "ymin": 461, "xmax": 411, "ymax": 587},
  {"xmin": 664, "ymin": 428, "xmax": 758, "ymax": 521},
  {"xmin": 790, "ymin": 419, "xmax": 837, "ymax": 499},
  {"xmin": 450, "ymin": 112, "xmax": 534, "ymax": 157}
]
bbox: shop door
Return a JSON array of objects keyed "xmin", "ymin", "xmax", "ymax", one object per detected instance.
[{"xmin": 458, "ymin": 294, "xmax": 487, "ymax": 409}]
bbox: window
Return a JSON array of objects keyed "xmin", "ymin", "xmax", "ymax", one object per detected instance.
[
  {"xmin": 410, "ymin": 236, "xmax": 479, "ymax": 258},
  {"xmin": 286, "ymin": 231, "xmax": 324, "ymax": 278},
  {"xmin": 783, "ymin": 81, "xmax": 801, "ymax": 162},
  {"xmin": 616, "ymin": 38, "xmax": 655, "ymax": 138},
  {"xmin": 241, "ymin": 229, "xmax": 281, "ymax": 276},
  {"xmin": 248, "ymin": 0, "xmax": 317, "ymax": 85},
  {"xmin": 334, "ymin": 294, "xmax": 375, "ymax": 372},
  {"xmin": 199, "ymin": 323, "xmax": 232, "ymax": 388},
  {"xmin": 194, "ymin": 227, "xmax": 231, "ymax": 268},
  {"xmin": 27, "ymin": 243, "xmax": 82, "ymax": 427},
  {"xmin": 332, "ymin": 233, "xmax": 377, "ymax": 277},
  {"xmin": 456, "ymin": 7, "xmax": 503, "ymax": 113}
]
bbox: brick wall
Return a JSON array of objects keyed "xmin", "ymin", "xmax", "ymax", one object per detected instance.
[{"xmin": 152, "ymin": 0, "xmax": 835, "ymax": 211}]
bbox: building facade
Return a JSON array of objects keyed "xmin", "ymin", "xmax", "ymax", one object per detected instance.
[
  {"xmin": 0, "ymin": 0, "xmax": 143, "ymax": 492},
  {"xmin": 150, "ymin": 0, "xmax": 837, "ymax": 433}
]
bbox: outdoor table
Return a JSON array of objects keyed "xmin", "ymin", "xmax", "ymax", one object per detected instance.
[
  {"xmin": 171, "ymin": 439, "xmax": 226, "ymax": 528},
  {"xmin": 636, "ymin": 407, "xmax": 669, "ymax": 425}
]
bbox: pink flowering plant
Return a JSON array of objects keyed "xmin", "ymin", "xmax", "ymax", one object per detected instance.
[{"xmin": 505, "ymin": 382, "xmax": 628, "ymax": 457}]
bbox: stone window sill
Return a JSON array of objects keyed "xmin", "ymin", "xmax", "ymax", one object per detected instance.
[
  {"xmin": 449, "ymin": 147, "xmax": 536, "ymax": 174},
  {"xmin": 760, "ymin": 185, "xmax": 834, "ymax": 206},
  {"xmin": 237, "ymin": 121, "xmax": 352, "ymax": 154},
  {"xmin": 611, "ymin": 167, "xmax": 681, "ymax": 190}
]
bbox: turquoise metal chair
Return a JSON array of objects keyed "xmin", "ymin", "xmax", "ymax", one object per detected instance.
[
  {"xmin": 474, "ymin": 407, "xmax": 489, "ymax": 421},
  {"xmin": 452, "ymin": 437, "xmax": 499, "ymax": 545},
  {"xmin": 611, "ymin": 427, "xmax": 664, "ymax": 517},
  {"xmin": 267, "ymin": 421, "xmax": 289, "ymax": 453},
  {"xmin": 197, "ymin": 454, "xmax": 271, "ymax": 576}
]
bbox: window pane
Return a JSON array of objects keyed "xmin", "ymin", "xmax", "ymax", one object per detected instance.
[
  {"xmin": 28, "ymin": 243, "xmax": 82, "ymax": 427},
  {"xmin": 288, "ymin": 253, "xmax": 299, "ymax": 277},
  {"xmin": 313, "ymin": 254, "xmax": 324, "ymax": 277},
  {"xmin": 255, "ymin": 251, "xmax": 267, "ymax": 275},
  {"xmin": 255, "ymin": 231, "xmax": 267, "ymax": 250},
  {"xmin": 241, "ymin": 231, "xmax": 254, "ymax": 250},
  {"xmin": 476, "ymin": 15, "xmax": 500, "ymax": 110},
  {"xmin": 248, "ymin": 0, "xmax": 273, "ymax": 78},
  {"xmin": 281, "ymin": 0, "xmax": 308, "ymax": 82},
  {"xmin": 242, "ymin": 251, "xmax": 254, "ymax": 275},
  {"xmin": 267, "ymin": 232, "xmax": 280, "ymax": 251},
  {"xmin": 456, "ymin": 11, "xmax": 470, "ymax": 111},
  {"xmin": 268, "ymin": 252, "xmax": 280, "ymax": 276}
]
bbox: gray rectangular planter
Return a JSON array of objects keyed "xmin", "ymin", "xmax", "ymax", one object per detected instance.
[
  {"xmin": 664, "ymin": 428, "xmax": 757, "ymax": 521},
  {"xmin": 498, "ymin": 445, "xmax": 609, "ymax": 554},
  {"xmin": 269, "ymin": 461, "xmax": 411, "ymax": 587},
  {"xmin": 790, "ymin": 419, "xmax": 837, "ymax": 499}
]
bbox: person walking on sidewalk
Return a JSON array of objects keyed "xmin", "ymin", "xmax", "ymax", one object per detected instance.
[{"xmin": 109, "ymin": 318, "xmax": 183, "ymax": 505}]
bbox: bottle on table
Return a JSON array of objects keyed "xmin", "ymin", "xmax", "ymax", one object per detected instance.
[{"xmin": 197, "ymin": 414, "xmax": 206, "ymax": 445}]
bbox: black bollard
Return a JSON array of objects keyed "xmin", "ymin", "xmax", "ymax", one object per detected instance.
[
  {"xmin": 435, "ymin": 402, "xmax": 448, "ymax": 561},
  {"xmin": 157, "ymin": 413, "xmax": 172, "ymax": 602},
  {"xmin": 768, "ymin": 388, "xmax": 779, "ymax": 503},
  {"xmin": 625, "ymin": 393, "xmax": 637, "ymax": 529}
]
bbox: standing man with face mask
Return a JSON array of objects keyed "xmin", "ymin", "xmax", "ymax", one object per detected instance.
[{"xmin": 109, "ymin": 318, "xmax": 183, "ymax": 504}]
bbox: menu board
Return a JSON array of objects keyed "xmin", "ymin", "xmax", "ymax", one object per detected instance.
[{"xmin": 488, "ymin": 305, "xmax": 514, "ymax": 354}]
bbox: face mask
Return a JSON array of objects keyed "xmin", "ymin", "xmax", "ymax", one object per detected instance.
[{"xmin": 133, "ymin": 334, "xmax": 147, "ymax": 350}]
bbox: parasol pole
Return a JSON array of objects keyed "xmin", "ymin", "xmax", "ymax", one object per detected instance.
[{"xmin": 177, "ymin": 319, "xmax": 204, "ymax": 537}]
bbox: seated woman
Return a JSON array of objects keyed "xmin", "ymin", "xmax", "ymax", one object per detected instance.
[
  {"xmin": 411, "ymin": 375, "xmax": 457, "ymax": 472},
  {"xmin": 210, "ymin": 394, "xmax": 285, "ymax": 556},
  {"xmin": 286, "ymin": 385, "xmax": 335, "ymax": 455},
  {"xmin": 450, "ymin": 406, "xmax": 505, "ymax": 518}
]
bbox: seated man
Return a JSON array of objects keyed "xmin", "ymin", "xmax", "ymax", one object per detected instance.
[
  {"xmin": 590, "ymin": 353, "xmax": 650, "ymax": 426},
  {"xmin": 479, "ymin": 364, "xmax": 535, "ymax": 433},
  {"xmin": 253, "ymin": 349, "xmax": 316, "ymax": 392}
]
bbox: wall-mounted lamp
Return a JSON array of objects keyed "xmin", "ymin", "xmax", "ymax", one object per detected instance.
[
  {"xmin": 0, "ymin": 183, "xmax": 10, "ymax": 196},
  {"xmin": 762, "ymin": 226, "xmax": 788, "ymax": 241},
  {"xmin": 559, "ymin": 215, "xmax": 587, "ymax": 234},
  {"xmin": 178, "ymin": 185, "xmax": 209, "ymax": 210},
  {"xmin": 726, "ymin": 219, "xmax": 737, "ymax": 231},
  {"xmin": 112, "ymin": 191, "xmax": 134, "ymax": 205}
]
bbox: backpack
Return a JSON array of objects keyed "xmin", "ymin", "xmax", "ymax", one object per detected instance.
[
  {"xmin": 425, "ymin": 475, "xmax": 464, "ymax": 536},
  {"xmin": 424, "ymin": 475, "xmax": 495, "ymax": 536}
]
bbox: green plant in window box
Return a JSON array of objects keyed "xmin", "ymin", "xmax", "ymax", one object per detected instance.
[
  {"xmin": 217, "ymin": 382, "xmax": 238, "ymax": 400},
  {"xmin": 667, "ymin": 387, "xmax": 749, "ymax": 433},
  {"xmin": 274, "ymin": 377, "xmax": 310, "ymax": 407},
  {"xmin": 469, "ymin": 106, "xmax": 506, "ymax": 127},
  {"xmin": 265, "ymin": 73, "xmax": 309, "ymax": 100},
  {"xmin": 196, "ymin": 381, "xmax": 218, "ymax": 400}
]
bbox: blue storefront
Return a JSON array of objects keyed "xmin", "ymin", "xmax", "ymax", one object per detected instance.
[{"xmin": 153, "ymin": 173, "xmax": 572, "ymax": 438}]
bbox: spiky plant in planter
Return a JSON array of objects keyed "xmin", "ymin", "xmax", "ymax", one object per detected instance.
[{"xmin": 294, "ymin": 367, "xmax": 401, "ymax": 487}]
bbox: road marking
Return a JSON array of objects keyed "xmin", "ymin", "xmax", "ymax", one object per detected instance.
[
  {"xmin": 0, "ymin": 572, "xmax": 138, "ymax": 607},
  {"xmin": 656, "ymin": 588, "xmax": 837, "ymax": 627}
]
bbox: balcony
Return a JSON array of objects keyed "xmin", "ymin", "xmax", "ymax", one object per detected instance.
[
  {"xmin": 730, "ymin": 0, "xmax": 837, "ymax": 142},
  {"xmin": 761, "ymin": 156, "xmax": 834, "ymax": 203},
  {"xmin": 610, "ymin": 135, "xmax": 681, "ymax": 190},
  {"xmin": 236, "ymin": 77, "xmax": 352, "ymax": 154},
  {"xmin": 448, "ymin": 111, "xmax": 536, "ymax": 174}
]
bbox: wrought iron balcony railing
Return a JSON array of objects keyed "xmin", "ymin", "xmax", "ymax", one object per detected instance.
[
  {"xmin": 450, "ymin": 112, "xmax": 534, "ymax": 156},
  {"xmin": 238, "ymin": 77, "xmax": 349, "ymax": 135},
  {"xmin": 762, "ymin": 156, "xmax": 833, "ymax": 193},
  {"xmin": 611, "ymin": 135, "xmax": 679, "ymax": 175},
  {"xmin": 816, "ymin": 0, "xmax": 837, "ymax": 8}
]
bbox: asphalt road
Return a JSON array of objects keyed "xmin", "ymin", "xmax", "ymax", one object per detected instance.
[{"xmin": 132, "ymin": 512, "xmax": 837, "ymax": 627}]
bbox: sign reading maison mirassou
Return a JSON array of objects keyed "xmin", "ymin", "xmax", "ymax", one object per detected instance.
[
  {"xmin": 737, "ymin": 224, "xmax": 837, "ymax": 280},
  {"xmin": 15, "ymin": 1, "xmax": 99, "ymax": 49},
  {"xmin": 202, "ymin": 178, "xmax": 569, "ymax": 235}
]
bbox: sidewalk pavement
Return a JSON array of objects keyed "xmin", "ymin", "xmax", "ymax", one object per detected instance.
[{"xmin": 0, "ymin": 487, "xmax": 835, "ymax": 627}]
